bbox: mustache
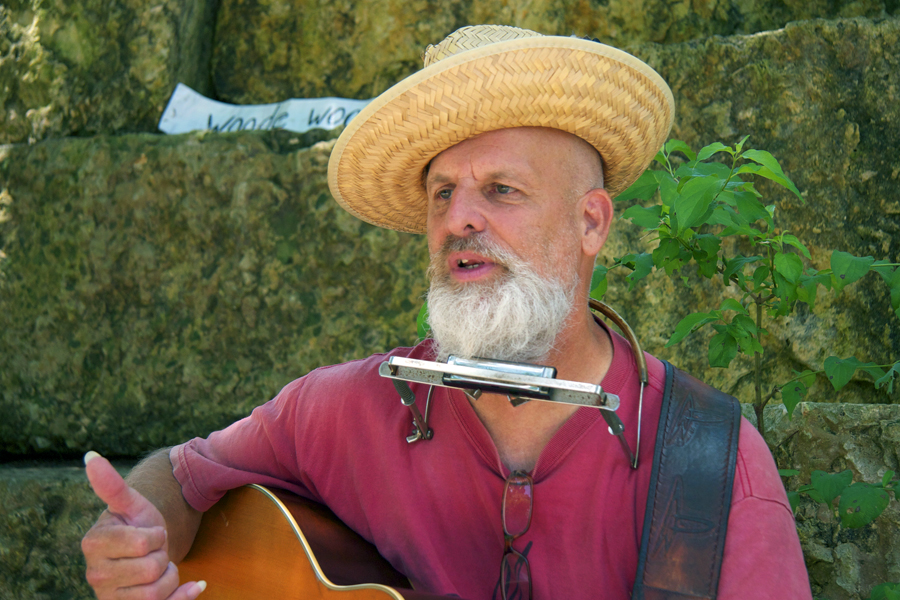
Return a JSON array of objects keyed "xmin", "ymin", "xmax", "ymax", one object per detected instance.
[{"xmin": 427, "ymin": 235, "xmax": 514, "ymax": 280}]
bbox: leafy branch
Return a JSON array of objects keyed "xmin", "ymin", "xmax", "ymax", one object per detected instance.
[
  {"xmin": 593, "ymin": 137, "xmax": 900, "ymax": 438},
  {"xmin": 778, "ymin": 468, "xmax": 898, "ymax": 529}
]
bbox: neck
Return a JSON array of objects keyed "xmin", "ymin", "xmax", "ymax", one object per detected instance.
[{"xmin": 465, "ymin": 307, "xmax": 613, "ymax": 473}]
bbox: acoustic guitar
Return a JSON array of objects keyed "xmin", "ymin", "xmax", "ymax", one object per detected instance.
[{"xmin": 177, "ymin": 484, "xmax": 449, "ymax": 600}]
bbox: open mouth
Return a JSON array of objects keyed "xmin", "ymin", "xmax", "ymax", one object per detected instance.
[{"xmin": 458, "ymin": 258, "xmax": 486, "ymax": 269}]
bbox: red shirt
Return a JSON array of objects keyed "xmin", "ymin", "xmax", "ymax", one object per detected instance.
[{"xmin": 172, "ymin": 331, "xmax": 812, "ymax": 599}]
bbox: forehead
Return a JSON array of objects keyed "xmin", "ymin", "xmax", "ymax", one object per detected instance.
[{"xmin": 425, "ymin": 127, "xmax": 584, "ymax": 183}]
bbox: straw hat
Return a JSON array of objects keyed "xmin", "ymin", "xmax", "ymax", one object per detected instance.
[{"xmin": 327, "ymin": 25, "xmax": 674, "ymax": 234}]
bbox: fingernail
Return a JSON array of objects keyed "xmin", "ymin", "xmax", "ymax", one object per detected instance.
[
  {"xmin": 83, "ymin": 451, "xmax": 101, "ymax": 465},
  {"xmin": 195, "ymin": 580, "xmax": 207, "ymax": 594}
]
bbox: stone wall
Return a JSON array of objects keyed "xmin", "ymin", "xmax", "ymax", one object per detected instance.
[
  {"xmin": 745, "ymin": 404, "xmax": 900, "ymax": 600},
  {"xmin": 1, "ymin": 0, "xmax": 900, "ymax": 598},
  {"xmin": 0, "ymin": 130, "xmax": 428, "ymax": 456},
  {"xmin": 602, "ymin": 17, "xmax": 900, "ymax": 408}
]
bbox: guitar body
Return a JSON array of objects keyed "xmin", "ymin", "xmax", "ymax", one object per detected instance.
[{"xmin": 178, "ymin": 485, "xmax": 443, "ymax": 600}]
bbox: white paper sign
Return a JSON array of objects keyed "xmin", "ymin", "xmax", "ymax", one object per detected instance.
[{"xmin": 158, "ymin": 83, "xmax": 372, "ymax": 135}]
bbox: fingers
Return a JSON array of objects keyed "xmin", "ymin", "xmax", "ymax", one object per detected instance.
[
  {"xmin": 168, "ymin": 579, "xmax": 207, "ymax": 600},
  {"xmin": 85, "ymin": 451, "xmax": 159, "ymax": 525},
  {"xmin": 85, "ymin": 548, "xmax": 168, "ymax": 589},
  {"xmin": 85, "ymin": 558, "xmax": 205, "ymax": 600},
  {"xmin": 82, "ymin": 522, "xmax": 167, "ymax": 560}
]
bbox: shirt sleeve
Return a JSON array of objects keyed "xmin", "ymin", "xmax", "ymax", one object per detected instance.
[
  {"xmin": 717, "ymin": 417, "xmax": 813, "ymax": 599},
  {"xmin": 169, "ymin": 376, "xmax": 320, "ymax": 512}
]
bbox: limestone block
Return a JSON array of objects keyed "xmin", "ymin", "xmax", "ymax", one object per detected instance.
[
  {"xmin": 600, "ymin": 17, "xmax": 900, "ymax": 408},
  {"xmin": 0, "ymin": 0, "xmax": 216, "ymax": 144},
  {"xmin": 0, "ymin": 130, "xmax": 429, "ymax": 456},
  {"xmin": 211, "ymin": 0, "xmax": 896, "ymax": 105},
  {"xmin": 0, "ymin": 462, "xmax": 132, "ymax": 600},
  {"xmin": 746, "ymin": 403, "xmax": 900, "ymax": 599}
]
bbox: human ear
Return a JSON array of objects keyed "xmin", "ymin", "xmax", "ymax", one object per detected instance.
[{"xmin": 579, "ymin": 188, "xmax": 613, "ymax": 256}]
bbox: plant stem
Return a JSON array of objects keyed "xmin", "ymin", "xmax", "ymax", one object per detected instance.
[{"xmin": 754, "ymin": 301, "xmax": 766, "ymax": 439}]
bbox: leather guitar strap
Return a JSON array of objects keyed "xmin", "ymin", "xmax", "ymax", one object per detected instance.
[{"xmin": 632, "ymin": 361, "xmax": 741, "ymax": 600}]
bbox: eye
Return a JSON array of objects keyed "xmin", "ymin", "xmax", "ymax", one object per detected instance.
[
  {"xmin": 437, "ymin": 188, "xmax": 452, "ymax": 200},
  {"xmin": 495, "ymin": 184, "xmax": 512, "ymax": 194}
]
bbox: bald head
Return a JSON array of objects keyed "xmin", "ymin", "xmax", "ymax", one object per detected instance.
[
  {"xmin": 422, "ymin": 127, "xmax": 605, "ymax": 200},
  {"xmin": 553, "ymin": 129, "xmax": 605, "ymax": 201}
]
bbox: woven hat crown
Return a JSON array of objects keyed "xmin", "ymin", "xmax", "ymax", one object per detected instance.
[
  {"xmin": 423, "ymin": 25, "xmax": 540, "ymax": 66},
  {"xmin": 327, "ymin": 24, "xmax": 675, "ymax": 234}
]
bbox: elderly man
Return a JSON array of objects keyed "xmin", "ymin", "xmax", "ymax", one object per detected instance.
[{"xmin": 81, "ymin": 25, "xmax": 812, "ymax": 600}]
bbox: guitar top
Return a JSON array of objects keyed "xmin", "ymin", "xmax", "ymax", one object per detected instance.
[{"xmin": 178, "ymin": 484, "xmax": 452, "ymax": 600}]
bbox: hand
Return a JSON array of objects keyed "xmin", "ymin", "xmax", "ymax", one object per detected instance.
[{"xmin": 81, "ymin": 451, "xmax": 206, "ymax": 600}]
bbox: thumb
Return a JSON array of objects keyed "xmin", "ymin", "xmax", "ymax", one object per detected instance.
[{"xmin": 84, "ymin": 451, "xmax": 164, "ymax": 528}]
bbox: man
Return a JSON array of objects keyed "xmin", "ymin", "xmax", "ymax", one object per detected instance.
[{"xmin": 81, "ymin": 25, "xmax": 812, "ymax": 600}]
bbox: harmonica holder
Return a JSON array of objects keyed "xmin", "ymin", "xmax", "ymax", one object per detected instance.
[{"xmin": 380, "ymin": 300, "xmax": 648, "ymax": 468}]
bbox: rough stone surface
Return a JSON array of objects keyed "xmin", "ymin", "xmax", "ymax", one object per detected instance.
[
  {"xmin": 744, "ymin": 403, "xmax": 900, "ymax": 599},
  {"xmin": 0, "ymin": 0, "xmax": 217, "ymax": 144},
  {"xmin": 3, "ymin": 19, "xmax": 900, "ymax": 455},
  {"xmin": 0, "ymin": 461, "xmax": 132, "ymax": 600},
  {"xmin": 211, "ymin": 0, "xmax": 898, "ymax": 104},
  {"xmin": 600, "ymin": 17, "xmax": 900, "ymax": 412},
  {"xmin": 0, "ymin": 130, "xmax": 428, "ymax": 457}
]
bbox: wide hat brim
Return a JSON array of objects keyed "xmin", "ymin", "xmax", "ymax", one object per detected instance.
[{"xmin": 327, "ymin": 34, "xmax": 674, "ymax": 234}]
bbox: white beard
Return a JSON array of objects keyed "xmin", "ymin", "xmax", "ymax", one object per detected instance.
[{"xmin": 426, "ymin": 236, "xmax": 577, "ymax": 363}]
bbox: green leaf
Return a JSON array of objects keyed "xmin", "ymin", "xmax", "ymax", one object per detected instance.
[
  {"xmin": 831, "ymin": 251, "xmax": 874, "ymax": 292},
  {"xmin": 675, "ymin": 160, "xmax": 732, "ymax": 181},
  {"xmin": 797, "ymin": 272, "xmax": 830, "ymax": 310},
  {"xmin": 696, "ymin": 141, "xmax": 730, "ymax": 161},
  {"xmin": 708, "ymin": 330, "xmax": 739, "ymax": 368},
  {"xmin": 590, "ymin": 277, "xmax": 607, "ymax": 300},
  {"xmin": 810, "ymin": 469, "xmax": 853, "ymax": 505},
  {"xmin": 719, "ymin": 298, "xmax": 748, "ymax": 314},
  {"xmin": 752, "ymin": 265, "xmax": 771, "ymax": 289},
  {"xmin": 774, "ymin": 252, "xmax": 804, "ymax": 284},
  {"xmin": 731, "ymin": 313, "xmax": 758, "ymax": 337},
  {"xmin": 871, "ymin": 263, "xmax": 900, "ymax": 319},
  {"xmin": 883, "ymin": 470, "xmax": 896, "ymax": 489},
  {"xmin": 723, "ymin": 255, "xmax": 763, "ymax": 282},
  {"xmin": 625, "ymin": 253, "xmax": 654, "ymax": 290},
  {"xmin": 734, "ymin": 135, "xmax": 750, "ymax": 154},
  {"xmin": 875, "ymin": 362, "xmax": 900, "ymax": 393},
  {"xmin": 787, "ymin": 491, "xmax": 801, "ymax": 513},
  {"xmin": 416, "ymin": 302, "xmax": 430, "ymax": 341},
  {"xmin": 666, "ymin": 311, "xmax": 721, "ymax": 347},
  {"xmin": 652, "ymin": 238, "xmax": 685, "ymax": 269},
  {"xmin": 672, "ymin": 176, "xmax": 723, "ymax": 232},
  {"xmin": 869, "ymin": 582, "xmax": 900, "ymax": 600},
  {"xmin": 805, "ymin": 487, "xmax": 826, "ymax": 504},
  {"xmin": 695, "ymin": 233, "xmax": 721, "ymax": 258},
  {"xmin": 823, "ymin": 356, "xmax": 884, "ymax": 390},
  {"xmin": 779, "ymin": 469, "xmax": 800, "ymax": 477},
  {"xmin": 590, "ymin": 265, "xmax": 609, "ymax": 294},
  {"xmin": 617, "ymin": 170, "xmax": 661, "ymax": 202},
  {"xmin": 730, "ymin": 315, "xmax": 763, "ymax": 355},
  {"xmin": 653, "ymin": 170, "xmax": 679, "ymax": 206},
  {"xmin": 740, "ymin": 149, "xmax": 803, "ymax": 201},
  {"xmin": 773, "ymin": 271, "xmax": 799, "ymax": 309},
  {"xmin": 735, "ymin": 191, "xmax": 773, "ymax": 228},
  {"xmin": 839, "ymin": 482, "xmax": 891, "ymax": 528},
  {"xmin": 781, "ymin": 233, "xmax": 812, "ymax": 259},
  {"xmin": 782, "ymin": 378, "xmax": 808, "ymax": 418},
  {"xmin": 622, "ymin": 204, "xmax": 663, "ymax": 229},
  {"xmin": 664, "ymin": 139, "xmax": 697, "ymax": 162}
]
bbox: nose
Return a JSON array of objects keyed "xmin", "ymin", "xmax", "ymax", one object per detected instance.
[{"xmin": 441, "ymin": 186, "xmax": 487, "ymax": 239}]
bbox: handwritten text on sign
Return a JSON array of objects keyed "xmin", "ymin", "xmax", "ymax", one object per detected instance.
[{"xmin": 158, "ymin": 83, "xmax": 372, "ymax": 135}]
